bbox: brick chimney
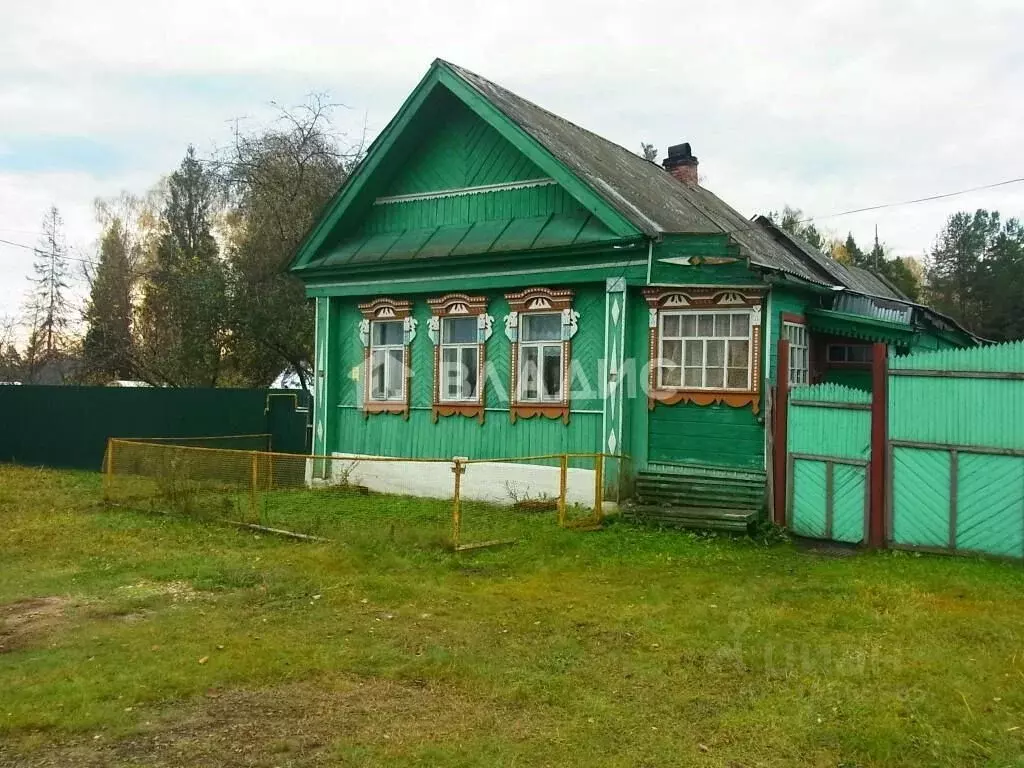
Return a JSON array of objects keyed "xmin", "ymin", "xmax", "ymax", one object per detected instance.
[{"xmin": 662, "ymin": 142, "xmax": 699, "ymax": 185}]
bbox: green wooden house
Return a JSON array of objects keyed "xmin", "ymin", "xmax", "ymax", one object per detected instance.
[{"xmin": 289, "ymin": 59, "xmax": 975, "ymax": 526}]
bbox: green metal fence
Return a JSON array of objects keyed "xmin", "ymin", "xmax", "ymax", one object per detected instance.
[
  {"xmin": 0, "ymin": 386, "xmax": 310, "ymax": 471},
  {"xmin": 888, "ymin": 342, "xmax": 1024, "ymax": 558},
  {"xmin": 786, "ymin": 383, "xmax": 871, "ymax": 543}
]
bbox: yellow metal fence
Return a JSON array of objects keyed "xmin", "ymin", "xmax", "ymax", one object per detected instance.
[{"xmin": 103, "ymin": 437, "xmax": 630, "ymax": 550}]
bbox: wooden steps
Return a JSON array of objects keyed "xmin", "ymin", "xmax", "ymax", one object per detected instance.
[{"xmin": 624, "ymin": 465, "xmax": 766, "ymax": 532}]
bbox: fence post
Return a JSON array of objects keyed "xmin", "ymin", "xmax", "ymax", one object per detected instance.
[
  {"xmin": 103, "ymin": 438, "xmax": 115, "ymax": 504},
  {"xmin": 451, "ymin": 458, "xmax": 464, "ymax": 549},
  {"xmin": 772, "ymin": 339, "xmax": 791, "ymax": 526},
  {"xmin": 868, "ymin": 343, "xmax": 889, "ymax": 548},
  {"xmin": 593, "ymin": 454, "xmax": 604, "ymax": 522},
  {"xmin": 250, "ymin": 451, "xmax": 259, "ymax": 524},
  {"xmin": 558, "ymin": 454, "xmax": 568, "ymax": 527}
]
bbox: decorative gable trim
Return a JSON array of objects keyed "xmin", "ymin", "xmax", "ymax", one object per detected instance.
[{"xmin": 374, "ymin": 178, "xmax": 556, "ymax": 205}]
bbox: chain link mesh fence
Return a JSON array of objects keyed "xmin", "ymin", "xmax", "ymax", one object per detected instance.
[{"xmin": 104, "ymin": 438, "xmax": 628, "ymax": 548}]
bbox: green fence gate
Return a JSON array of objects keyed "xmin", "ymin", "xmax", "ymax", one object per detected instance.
[
  {"xmin": 888, "ymin": 343, "xmax": 1024, "ymax": 559},
  {"xmin": 786, "ymin": 383, "xmax": 872, "ymax": 543}
]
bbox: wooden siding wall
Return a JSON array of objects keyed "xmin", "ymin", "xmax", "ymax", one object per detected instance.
[
  {"xmin": 328, "ymin": 285, "xmax": 606, "ymax": 461},
  {"xmin": 637, "ymin": 276, "xmax": 776, "ymax": 471},
  {"xmin": 381, "ymin": 91, "xmax": 543, "ymax": 197},
  {"xmin": 357, "ymin": 184, "xmax": 589, "ymax": 236}
]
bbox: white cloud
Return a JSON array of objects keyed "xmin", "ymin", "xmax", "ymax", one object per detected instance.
[{"xmin": 2, "ymin": 0, "xmax": 1023, "ymax": 319}]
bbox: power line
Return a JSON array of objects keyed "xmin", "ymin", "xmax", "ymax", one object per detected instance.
[
  {"xmin": 0, "ymin": 237, "xmax": 101, "ymax": 268},
  {"xmin": 797, "ymin": 176, "xmax": 1024, "ymax": 226}
]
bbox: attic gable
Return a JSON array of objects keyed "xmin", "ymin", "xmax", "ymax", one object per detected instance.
[{"xmin": 290, "ymin": 61, "xmax": 641, "ymax": 273}]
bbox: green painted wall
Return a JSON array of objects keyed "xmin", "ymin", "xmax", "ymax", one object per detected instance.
[
  {"xmin": 381, "ymin": 90, "xmax": 543, "ymax": 197},
  {"xmin": 648, "ymin": 400, "xmax": 765, "ymax": 469},
  {"xmin": 766, "ymin": 284, "xmax": 810, "ymax": 386},
  {"xmin": 650, "ymin": 234, "xmax": 763, "ymax": 286},
  {"xmin": 326, "ymin": 285, "xmax": 606, "ymax": 461}
]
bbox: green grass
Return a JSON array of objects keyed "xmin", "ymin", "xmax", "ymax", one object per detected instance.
[{"xmin": 2, "ymin": 464, "xmax": 1024, "ymax": 767}]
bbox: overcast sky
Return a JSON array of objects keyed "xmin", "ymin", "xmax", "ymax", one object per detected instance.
[{"xmin": 2, "ymin": 0, "xmax": 1023, "ymax": 325}]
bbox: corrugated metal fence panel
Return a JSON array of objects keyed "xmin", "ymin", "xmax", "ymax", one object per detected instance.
[
  {"xmin": 0, "ymin": 386, "xmax": 309, "ymax": 471},
  {"xmin": 891, "ymin": 447, "xmax": 950, "ymax": 549}
]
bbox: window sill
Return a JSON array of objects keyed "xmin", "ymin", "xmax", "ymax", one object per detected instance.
[
  {"xmin": 648, "ymin": 388, "xmax": 761, "ymax": 414},
  {"xmin": 509, "ymin": 403, "xmax": 570, "ymax": 425}
]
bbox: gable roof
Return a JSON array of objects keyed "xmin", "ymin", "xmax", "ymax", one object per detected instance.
[
  {"xmin": 444, "ymin": 61, "xmax": 828, "ymax": 282},
  {"xmin": 291, "ymin": 59, "xmax": 835, "ymax": 278}
]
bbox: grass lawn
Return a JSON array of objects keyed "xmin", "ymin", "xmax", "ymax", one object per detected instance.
[{"xmin": 2, "ymin": 464, "xmax": 1024, "ymax": 767}]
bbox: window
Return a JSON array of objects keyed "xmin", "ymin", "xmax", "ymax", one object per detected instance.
[
  {"xmin": 369, "ymin": 320, "xmax": 405, "ymax": 401},
  {"xmin": 828, "ymin": 344, "xmax": 872, "ymax": 364},
  {"xmin": 504, "ymin": 287, "xmax": 578, "ymax": 424},
  {"xmin": 426, "ymin": 294, "xmax": 491, "ymax": 423},
  {"xmin": 658, "ymin": 311, "xmax": 752, "ymax": 391},
  {"xmin": 439, "ymin": 317, "xmax": 479, "ymax": 402},
  {"xmin": 357, "ymin": 297, "xmax": 414, "ymax": 417},
  {"xmin": 782, "ymin": 321, "xmax": 809, "ymax": 386},
  {"xmin": 519, "ymin": 313, "xmax": 564, "ymax": 402}
]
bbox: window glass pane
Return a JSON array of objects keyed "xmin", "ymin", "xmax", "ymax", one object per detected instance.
[
  {"xmin": 731, "ymin": 313, "xmax": 749, "ymax": 337},
  {"xmin": 386, "ymin": 348, "xmax": 404, "ymax": 399},
  {"xmin": 727, "ymin": 368, "xmax": 748, "ymax": 389},
  {"xmin": 728, "ymin": 340, "xmax": 749, "ymax": 368},
  {"xmin": 442, "ymin": 316, "xmax": 477, "ymax": 344},
  {"xmin": 370, "ymin": 349, "xmax": 386, "ymax": 400},
  {"xmin": 441, "ymin": 346, "xmax": 457, "ymax": 365},
  {"xmin": 707, "ymin": 339, "xmax": 725, "ymax": 367},
  {"xmin": 661, "ymin": 366, "xmax": 681, "ymax": 387},
  {"xmin": 706, "ymin": 368, "xmax": 724, "ymax": 388},
  {"xmin": 684, "ymin": 340, "xmax": 704, "ymax": 366},
  {"xmin": 373, "ymin": 320, "xmax": 403, "ymax": 346},
  {"xmin": 681, "ymin": 315, "xmax": 697, "ymax": 337},
  {"xmin": 851, "ymin": 345, "xmax": 872, "ymax": 363},
  {"xmin": 662, "ymin": 314, "xmax": 681, "ymax": 337},
  {"xmin": 521, "ymin": 347, "xmax": 539, "ymax": 400},
  {"xmin": 698, "ymin": 314, "xmax": 714, "ymax": 336},
  {"xmin": 828, "ymin": 346, "xmax": 845, "ymax": 362},
  {"xmin": 542, "ymin": 345, "xmax": 562, "ymax": 399},
  {"xmin": 684, "ymin": 368, "xmax": 702, "ymax": 387},
  {"xmin": 662, "ymin": 339, "xmax": 682, "ymax": 367},
  {"xmin": 521, "ymin": 313, "xmax": 562, "ymax": 342},
  {"xmin": 443, "ymin": 358, "xmax": 460, "ymax": 400},
  {"xmin": 714, "ymin": 314, "xmax": 730, "ymax": 336},
  {"xmin": 462, "ymin": 347, "xmax": 478, "ymax": 399}
]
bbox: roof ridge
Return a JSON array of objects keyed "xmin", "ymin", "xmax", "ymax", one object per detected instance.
[{"xmin": 441, "ymin": 60, "xmax": 666, "ymax": 176}]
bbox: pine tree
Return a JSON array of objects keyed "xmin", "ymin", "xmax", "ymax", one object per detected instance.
[
  {"xmin": 29, "ymin": 206, "xmax": 71, "ymax": 359},
  {"xmin": 927, "ymin": 210, "xmax": 1000, "ymax": 331},
  {"xmin": 81, "ymin": 218, "xmax": 134, "ymax": 382},
  {"xmin": 138, "ymin": 146, "xmax": 227, "ymax": 386}
]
